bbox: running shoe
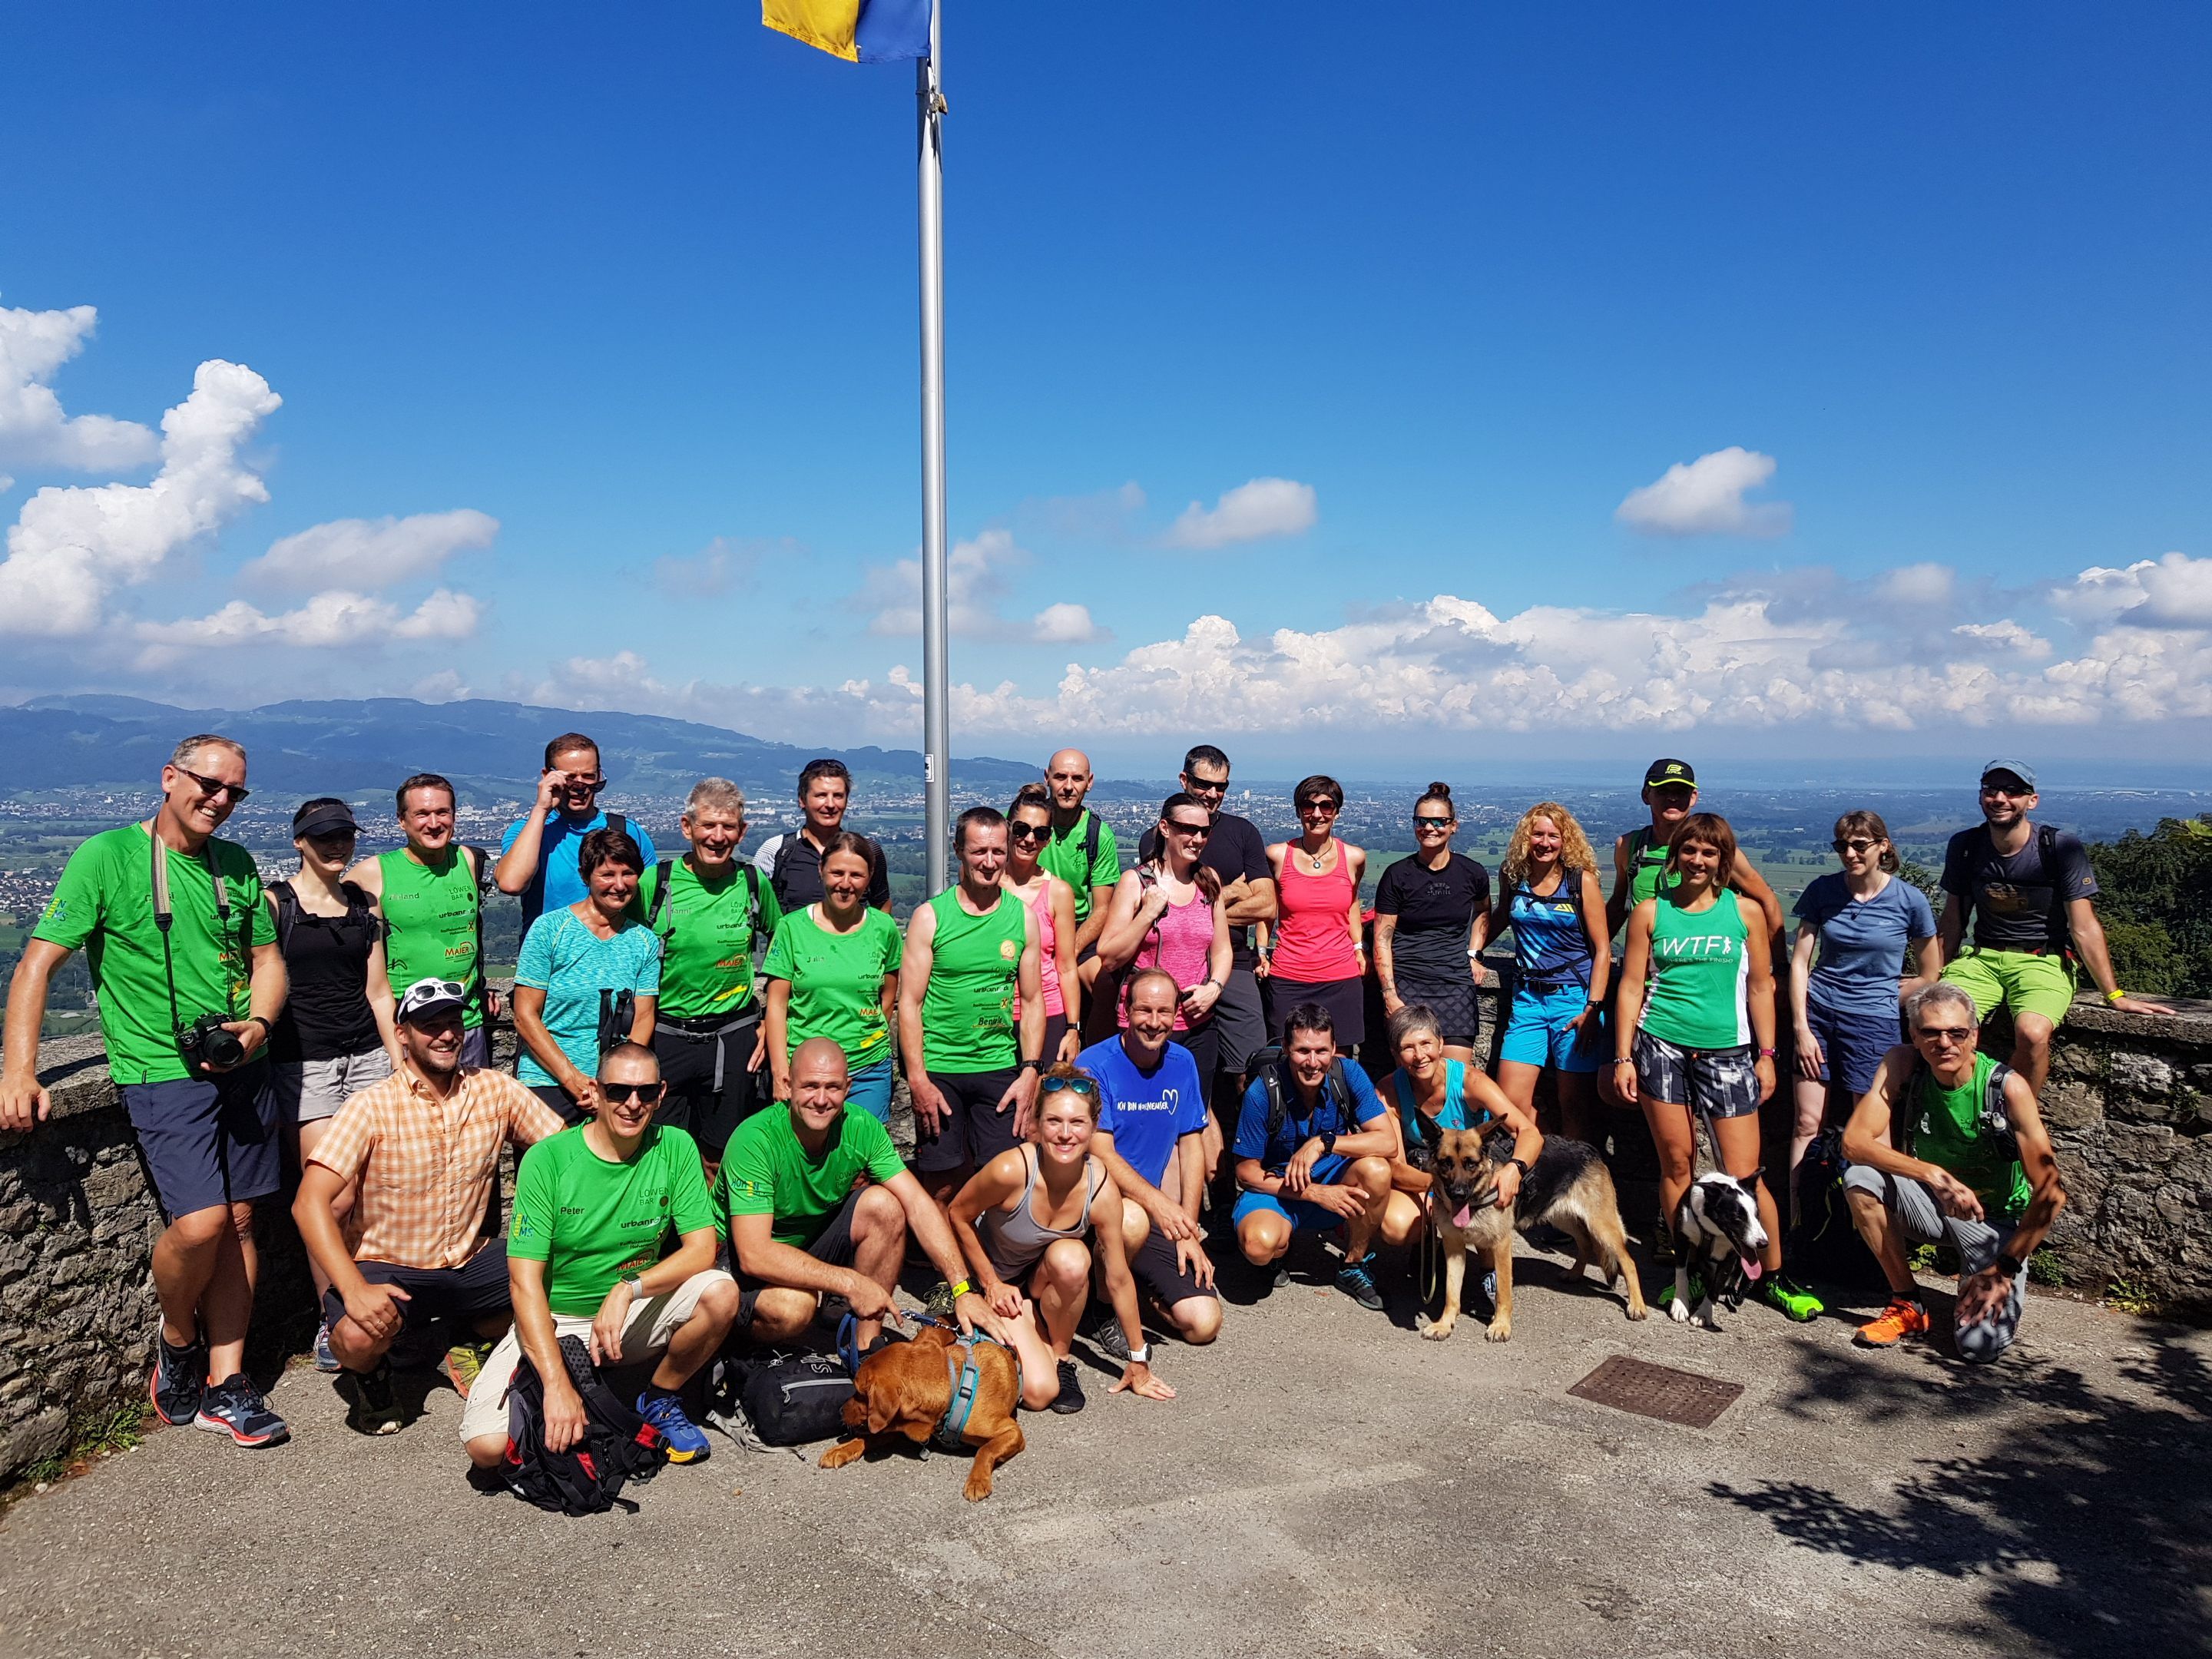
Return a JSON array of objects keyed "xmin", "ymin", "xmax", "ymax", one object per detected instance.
[
  {"xmin": 312, "ymin": 1321, "xmax": 339, "ymax": 1373},
  {"xmin": 1759, "ymin": 1273, "xmax": 1825, "ymax": 1323},
  {"xmin": 1854, "ymin": 1295, "xmax": 1932, "ymax": 1349},
  {"xmin": 1091, "ymin": 1319, "xmax": 1134, "ymax": 1362},
  {"xmin": 637, "ymin": 1390, "xmax": 712, "ymax": 1462},
  {"xmin": 1650, "ymin": 1211, "xmax": 1678, "ymax": 1268},
  {"xmin": 195, "ymin": 1374, "xmax": 290, "ymax": 1447},
  {"xmin": 444, "ymin": 1340, "xmax": 492, "ymax": 1399},
  {"xmin": 1654, "ymin": 1272, "xmax": 1707, "ymax": 1314},
  {"xmin": 148, "ymin": 1330, "xmax": 205, "ymax": 1426},
  {"xmin": 341, "ymin": 1363, "xmax": 404, "ymax": 1436},
  {"xmin": 1048, "ymin": 1357, "xmax": 1086, "ymax": 1415},
  {"xmin": 1335, "ymin": 1253, "xmax": 1386, "ymax": 1312}
]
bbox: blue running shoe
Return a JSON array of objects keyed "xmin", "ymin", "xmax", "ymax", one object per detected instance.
[
  {"xmin": 313, "ymin": 1321, "xmax": 339, "ymax": 1373},
  {"xmin": 194, "ymin": 1374, "xmax": 290, "ymax": 1447},
  {"xmin": 1335, "ymin": 1252, "xmax": 1386, "ymax": 1312},
  {"xmin": 637, "ymin": 1389, "xmax": 711, "ymax": 1463},
  {"xmin": 150, "ymin": 1330, "xmax": 205, "ymax": 1426}
]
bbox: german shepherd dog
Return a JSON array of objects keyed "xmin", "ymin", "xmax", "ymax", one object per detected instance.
[
  {"xmin": 1671, "ymin": 1172, "xmax": 1769, "ymax": 1330},
  {"xmin": 1425, "ymin": 1126, "xmax": 1648, "ymax": 1342}
]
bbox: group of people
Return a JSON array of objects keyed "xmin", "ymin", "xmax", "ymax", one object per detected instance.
[{"xmin": 0, "ymin": 730, "xmax": 2160, "ymax": 1470}]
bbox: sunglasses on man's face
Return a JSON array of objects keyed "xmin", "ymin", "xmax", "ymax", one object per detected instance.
[
  {"xmin": 176, "ymin": 767, "xmax": 250, "ymax": 803},
  {"xmin": 1186, "ymin": 776, "xmax": 1229, "ymax": 796},
  {"xmin": 1915, "ymin": 1025, "xmax": 1974, "ymax": 1045},
  {"xmin": 601, "ymin": 1081, "xmax": 665, "ymax": 1104}
]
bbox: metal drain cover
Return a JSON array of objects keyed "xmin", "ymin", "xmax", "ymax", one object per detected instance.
[{"xmin": 1568, "ymin": 1354, "xmax": 1743, "ymax": 1429}]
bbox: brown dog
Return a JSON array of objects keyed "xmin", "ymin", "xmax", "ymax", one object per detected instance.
[
  {"xmin": 817, "ymin": 1322, "xmax": 1025, "ymax": 1502},
  {"xmin": 1425, "ymin": 1125, "xmax": 1647, "ymax": 1343}
]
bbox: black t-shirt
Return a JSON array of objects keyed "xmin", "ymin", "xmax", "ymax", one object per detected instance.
[
  {"xmin": 759, "ymin": 830, "xmax": 891, "ymax": 912},
  {"xmin": 1940, "ymin": 823, "xmax": 2098, "ymax": 952},
  {"xmin": 1375, "ymin": 853, "xmax": 1491, "ymax": 980},
  {"xmin": 1138, "ymin": 810, "xmax": 1271, "ymax": 968},
  {"xmin": 267, "ymin": 881, "xmax": 382, "ymax": 1063}
]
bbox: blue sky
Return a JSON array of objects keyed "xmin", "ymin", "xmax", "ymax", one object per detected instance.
[{"xmin": 2, "ymin": 2, "xmax": 2208, "ymax": 775}]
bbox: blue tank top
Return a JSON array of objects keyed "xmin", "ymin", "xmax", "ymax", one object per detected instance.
[
  {"xmin": 1390, "ymin": 1059, "xmax": 1470, "ymax": 1149},
  {"xmin": 1508, "ymin": 871, "xmax": 1594, "ymax": 985}
]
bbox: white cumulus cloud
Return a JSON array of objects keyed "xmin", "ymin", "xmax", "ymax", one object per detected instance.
[
  {"xmin": 0, "ymin": 300, "xmax": 161, "ymax": 478},
  {"xmin": 859, "ymin": 528, "xmax": 1103, "ymax": 643},
  {"xmin": 0, "ymin": 359, "xmax": 282, "ymax": 636},
  {"xmin": 239, "ymin": 509, "xmax": 498, "ymax": 592},
  {"xmin": 135, "ymin": 588, "xmax": 481, "ymax": 652},
  {"xmin": 1163, "ymin": 477, "xmax": 1318, "ymax": 548},
  {"xmin": 1616, "ymin": 446, "xmax": 1793, "ymax": 538},
  {"xmin": 1031, "ymin": 601, "xmax": 1105, "ymax": 644},
  {"xmin": 2050, "ymin": 551, "xmax": 2212, "ymax": 629}
]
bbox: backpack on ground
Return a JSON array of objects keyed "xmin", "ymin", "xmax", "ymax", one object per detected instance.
[
  {"xmin": 1785, "ymin": 1128, "xmax": 1884, "ymax": 1290},
  {"xmin": 498, "ymin": 1335, "xmax": 663, "ymax": 1515},
  {"xmin": 722, "ymin": 1350, "xmax": 855, "ymax": 1447}
]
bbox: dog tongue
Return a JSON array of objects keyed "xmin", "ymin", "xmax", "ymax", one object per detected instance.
[
  {"xmin": 1452, "ymin": 1204, "xmax": 1475, "ymax": 1229},
  {"xmin": 1742, "ymin": 1257, "xmax": 1765, "ymax": 1281}
]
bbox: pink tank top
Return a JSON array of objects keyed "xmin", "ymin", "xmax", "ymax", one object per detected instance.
[
  {"xmin": 1121, "ymin": 871, "xmax": 1213, "ymax": 1032},
  {"xmin": 1013, "ymin": 880, "xmax": 1065, "ymax": 1018},
  {"xmin": 1272, "ymin": 840, "xmax": 1359, "ymax": 982}
]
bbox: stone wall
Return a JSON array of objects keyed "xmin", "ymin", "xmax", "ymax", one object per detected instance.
[{"xmin": 4, "ymin": 995, "xmax": 2208, "ymax": 1485}]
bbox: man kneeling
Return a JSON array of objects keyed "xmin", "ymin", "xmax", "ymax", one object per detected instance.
[
  {"xmin": 460, "ymin": 1041, "xmax": 737, "ymax": 1470},
  {"xmin": 721, "ymin": 1036, "xmax": 994, "ymax": 1349},
  {"xmin": 1231, "ymin": 1002, "xmax": 1396, "ymax": 1311},
  {"xmin": 296, "ymin": 979, "xmax": 568, "ymax": 1435},
  {"xmin": 1840, "ymin": 982, "xmax": 2065, "ymax": 1364}
]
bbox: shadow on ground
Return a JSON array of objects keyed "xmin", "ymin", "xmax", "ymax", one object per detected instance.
[{"xmin": 1707, "ymin": 1325, "xmax": 2211, "ymax": 1658}]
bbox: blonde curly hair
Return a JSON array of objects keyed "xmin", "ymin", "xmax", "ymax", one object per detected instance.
[{"xmin": 1499, "ymin": 801, "xmax": 1598, "ymax": 887}]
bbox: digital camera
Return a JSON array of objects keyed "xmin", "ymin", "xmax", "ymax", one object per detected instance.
[{"xmin": 177, "ymin": 1013, "xmax": 247, "ymax": 1072}]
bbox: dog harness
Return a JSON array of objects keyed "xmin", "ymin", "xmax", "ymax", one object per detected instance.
[{"xmin": 889, "ymin": 1312, "xmax": 1023, "ymax": 1452}]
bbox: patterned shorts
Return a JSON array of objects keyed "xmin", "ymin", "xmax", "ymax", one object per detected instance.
[{"xmin": 1632, "ymin": 1031, "xmax": 1761, "ymax": 1120}]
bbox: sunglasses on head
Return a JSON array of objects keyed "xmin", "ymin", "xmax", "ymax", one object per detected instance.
[
  {"xmin": 176, "ymin": 767, "xmax": 250, "ymax": 803},
  {"xmin": 600, "ymin": 1081, "xmax": 665, "ymax": 1104},
  {"xmin": 1041, "ymin": 1075, "xmax": 1098, "ymax": 1096}
]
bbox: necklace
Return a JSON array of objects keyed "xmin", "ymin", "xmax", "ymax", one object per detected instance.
[{"xmin": 1303, "ymin": 839, "xmax": 1330, "ymax": 874}]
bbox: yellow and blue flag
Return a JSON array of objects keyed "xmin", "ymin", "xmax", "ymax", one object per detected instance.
[{"xmin": 763, "ymin": 0, "xmax": 930, "ymax": 64}]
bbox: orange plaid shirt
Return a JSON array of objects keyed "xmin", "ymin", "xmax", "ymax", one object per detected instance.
[{"xmin": 308, "ymin": 1063, "xmax": 568, "ymax": 1270}]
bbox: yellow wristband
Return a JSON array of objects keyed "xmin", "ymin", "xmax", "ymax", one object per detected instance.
[
  {"xmin": 2105, "ymin": 987, "xmax": 2125, "ymax": 1003},
  {"xmin": 949, "ymin": 1279, "xmax": 973, "ymax": 1299}
]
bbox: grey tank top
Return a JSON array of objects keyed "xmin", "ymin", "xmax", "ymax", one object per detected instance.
[{"xmin": 982, "ymin": 1146, "xmax": 1104, "ymax": 1281}]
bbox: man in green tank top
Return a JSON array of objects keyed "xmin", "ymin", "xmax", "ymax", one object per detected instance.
[
  {"xmin": 899, "ymin": 806, "xmax": 1045, "ymax": 1203},
  {"xmin": 349, "ymin": 773, "xmax": 495, "ymax": 1069},
  {"xmin": 1605, "ymin": 759, "xmax": 1786, "ymax": 939},
  {"xmin": 1840, "ymin": 981, "xmax": 2065, "ymax": 1364}
]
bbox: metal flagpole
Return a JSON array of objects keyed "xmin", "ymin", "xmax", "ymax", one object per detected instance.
[{"xmin": 916, "ymin": 0, "xmax": 952, "ymax": 896}]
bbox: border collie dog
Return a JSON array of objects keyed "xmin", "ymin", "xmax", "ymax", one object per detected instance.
[{"xmin": 1671, "ymin": 1173, "xmax": 1768, "ymax": 1329}]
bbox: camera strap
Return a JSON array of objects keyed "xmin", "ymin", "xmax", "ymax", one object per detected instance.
[{"xmin": 150, "ymin": 826, "xmax": 241, "ymax": 1035}]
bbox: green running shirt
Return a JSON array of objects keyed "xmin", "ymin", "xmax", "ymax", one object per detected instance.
[
  {"xmin": 633, "ymin": 859, "xmax": 781, "ymax": 1022},
  {"xmin": 1640, "ymin": 889, "xmax": 1751, "ymax": 1050},
  {"xmin": 919, "ymin": 886, "xmax": 1025, "ymax": 1072},
  {"xmin": 761, "ymin": 903, "xmax": 902, "ymax": 1068},
  {"xmin": 377, "ymin": 847, "xmax": 484, "ymax": 1028},
  {"xmin": 508, "ymin": 1124, "xmax": 714, "ymax": 1316},
  {"xmin": 1912, "ymin": 1053, "xmax": 2032, "ymax": 1214}
]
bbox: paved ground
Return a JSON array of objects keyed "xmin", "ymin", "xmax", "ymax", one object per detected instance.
[{"xmin": 2, "ymin": 1241, "xmax": 2205, "ymax": 1659}]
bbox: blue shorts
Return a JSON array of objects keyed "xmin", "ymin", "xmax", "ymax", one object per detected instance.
[
  {"xmin": 1232, "ymin": 1153, "xmax": 1351, "ymax": 1233},
  {"xmin": 1804, "ymin": 999, "xmax": 1902, "ymax": 1100},
  {"xmin": 846, "ymin": 1058, "xmax": 894, "ymax": 1126},
  {"xmin": 1498, "ymin": 982, "xmax": 1603, "ymax": 1074},
  {"xmin": 120, "ymin": 1063, "xmax": 280, "ymax": 1218}
]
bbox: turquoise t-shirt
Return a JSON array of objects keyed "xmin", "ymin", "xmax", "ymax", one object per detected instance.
[{"xmin": 514, "ymin": 907, "xmax": 661, "ymax": 1086}]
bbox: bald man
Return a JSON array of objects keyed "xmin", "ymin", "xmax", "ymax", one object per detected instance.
[
  {"xmin": 717, "ymin": 1038, "xmax": 996, "ymax": 1349},
  {"xmin": 1039, "ymin": 749, "xmax": 1121, "ymax": 953}
]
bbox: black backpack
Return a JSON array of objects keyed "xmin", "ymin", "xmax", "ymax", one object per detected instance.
[
  {"xmin": 1786, "ymin": 1127, "xmax": 1885, "ymax": 1289},
  {"xmin": 723, "ymin": 1351, "xmax": 856, "ymax": 1447},
  {"xmin": 498, "ymin": 1335, "xmax": 664, "ymax": 1515},
  {"xmin": 1252, "ymin": 1047, "xmax": 1359, "ymax": 1162}
]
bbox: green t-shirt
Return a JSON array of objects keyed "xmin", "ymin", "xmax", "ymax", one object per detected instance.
[
  {"xmin": 631, "ymin": 859, "xmax": 782, "ymax": 1022},
  {"xmin": 1037, "ymin": 810, "xmax": 1119, "ymax": 922},
  {"xmin": 33, "ymin": 824, "xmax": 275, "ymax": 1085},
  {"xmin": 919, "ymin": 886, "xmax": 1025, "ymax": 1072},
  {"xmin": 508, "ymin": 1124, "xmax": 715, "ymax": 1316},
  {"xmin": 761, "ymin": 904, "xmax": 902, "ymax": 1069},
  {"xmin": 1912, "ymin": 1052, "xmax": 2032, "ymax": 1215},
  {"xmin": 377, "ymin": 846, "xmax": 484, "ymax": 1028},
  {"xmin": 714, "ymin": 1103, "xmax": 906, "ymax": 1249}
]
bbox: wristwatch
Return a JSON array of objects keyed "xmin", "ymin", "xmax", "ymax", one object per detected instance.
[
  {"xmin": 1126, "ymin": 1343, "xmax": 1151, "ymax": 1365},
  {"xmin": 620, "ymin": 1274, "xmax": 645, "ymax": 1300},
  {"xmin": 1319, "ymin": 1130, "xmax": 1338, "ymax": 1156},
  {"xmin": 1995, "ymin": 1251, "xmax": 2025, "ymax": 1278},
  {"xmin": 1508, "ymin": 1157, "xmax": 1532, "ymax": 1178},
  {"xmin": 1019, "ymin": 1058, "xmax": 1045, "ymax": 1074}
]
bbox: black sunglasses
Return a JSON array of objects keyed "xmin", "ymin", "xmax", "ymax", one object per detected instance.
[
  {"xmin": 175, "ymin": 767, "xmax": 250, "ymax": 803},
  {"xmin": 1299, "ymin": 799, "xmax": 1340, "ymax": 815},
  {"xmin": 1008, "ymin": 821, "xmax": 1048, "ymax": 843},
  {"xmin": 601, "ymin": 1081, "xmax": 666, "ymax": 1104},
  {"xmin": 1414, "ymin": 816, "xmax": 1452, "ymax": 829},
  {"xmin": 1165, "ymin": 819, "xmax": 1211, "ymax": 836},
  {"xmin": 1833, "ymin": 838, "xmax": 1879, "ymax": 855}
]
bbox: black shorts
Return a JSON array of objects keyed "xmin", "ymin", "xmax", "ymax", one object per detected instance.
[
  {"xmin": 121, "ymin": 1064, "xmax": 280, "ymax": 1218},
  {"xmin": 912, "ymin": 1067, "xmax": 1024, "ymax": 1175},
  {"xmin": 1042, "ymin": 1011, "xmax": 1071, "ymax": 1065},
  {"xmin": 321, "ymin": 1240, "xmax": 512, "ymax": 1335},
  {"xmin": 1132, "ymin": 1225, "xmax": 1214, "ymax": 1309},
  {"xmin": 529, "ymin": 1083, "xmax": 584, "ymax": 1126},
  {"xmin": 1266, "ymin": 975, "xmax": 1366, "ymax": 1051},
  {"xmin": 652, "ymin": 1017, "xmax": 763, "ymax": 1157}
]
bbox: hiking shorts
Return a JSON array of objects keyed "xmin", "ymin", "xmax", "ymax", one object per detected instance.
[
  {"xmin": 1233, "ymin": 1154, "xmax": 1353, "ymax": 1233},
  {"xmin": 121, "ymin": 1065, "xmax": 280, "ymax": 1217},
  {"xmin": 1804, "ymin": 999, "xmax": 1902, "ymax": 1101},
  {"xmin": 321, "ymin": 1240, "xmax": 512, "ymax": 1337},
  {"xmin": 1633, "ymin": 1032, "xmax": 1761, "ymax": 1121},
  {"xmin": 1499, "ymin": 982, "xmax": 1604, "ymax": 1074},
  {"xmin": 1942, "ymin": 948, "xmax": 2075, "ymax": 1027},
  {"xmin": 1841, "ymin": 1165, "xmax": 2024, "ymax": 1363},
  {"xmin": 266, "ymin": 1046, "xmax": 392, "ymax": 1125},
  {"xmin": 1132, "ymin": 1225, "xmax": 1217, "ymax": 1308},
  {"xmin": 912, "ymin": 1068, "xmax": 1024, "ymax": 1176},
  {"xmin": 459, "ymin": 1267, "xmax": 735, "ymax": 1444}
]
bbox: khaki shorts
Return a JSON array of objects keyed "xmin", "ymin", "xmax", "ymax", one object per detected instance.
[{"xmin": 457, "ymin": 1268, "xmax": 734, "ymax": 1444}]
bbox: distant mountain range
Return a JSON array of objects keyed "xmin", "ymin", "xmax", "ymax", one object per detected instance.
[{"xmin": 2, "ymin": 695, "xmax": 1046, "ymax": 805}]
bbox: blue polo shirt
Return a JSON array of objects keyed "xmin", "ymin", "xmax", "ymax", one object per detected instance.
[
  {"xmin": 498, "ymin": 807, "xmax": 658, "ymax": 927},
  {"xmin": 1234, "ymin": 1060, "xmax": 1387, "ymax": 1174},
  {"xmin": 1082, "ymin": 1035, "xmax": 1206, "ymax": 1189}
]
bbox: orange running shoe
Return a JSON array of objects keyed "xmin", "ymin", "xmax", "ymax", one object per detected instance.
[{"xmin": 1855, "ymin": 1295, "xmax": 1931, "ymax": 1348}]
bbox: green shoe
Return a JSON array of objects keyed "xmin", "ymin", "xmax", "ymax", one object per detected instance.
[
  {"xmin": 1654, "ymin": 1272, "xmax": 1706, "ymax": 1312},
  {"xmin": 1759, "ymin": 1273, "xmax": 1824, "ymax": 1323},
  {"xmin": 922, "ymin": 1280, "xmax": 959, "ymax": 1320}
]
